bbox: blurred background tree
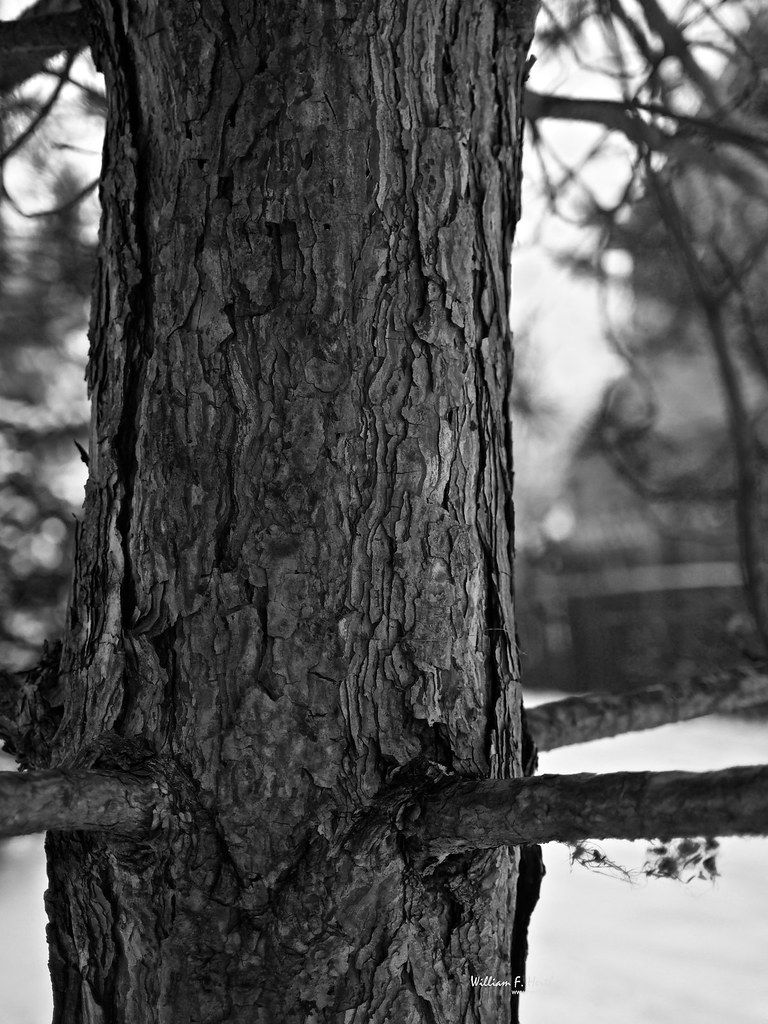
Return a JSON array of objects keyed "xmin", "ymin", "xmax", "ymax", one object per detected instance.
[
  {"xmin": 0, "ymin": 25, "xmax": 101, "ymax": 669},
  {"xmin": 0, "ymin": 163, "xmax": 92, "ymax": 669},
  {"xmin": 514, "ymin": 0, "xmax": 768, "ymax": 697}
]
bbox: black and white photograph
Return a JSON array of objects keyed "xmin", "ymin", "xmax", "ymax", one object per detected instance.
[{"xmin": 0, "ymin": 0, "xmax": 765, "ymax": 1020}]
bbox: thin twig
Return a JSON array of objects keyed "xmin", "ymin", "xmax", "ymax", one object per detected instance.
[
  {"xmin": 1, "ymin": 176, "xmax": 98, "ymax": 218},
  {"xmin": 0, "ymin": 54, "xmax": 74, "ymax": 167}
]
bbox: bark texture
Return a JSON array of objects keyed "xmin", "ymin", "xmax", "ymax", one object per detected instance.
[
  {"xmin": 527, "ymin": 667, "xmax": 768, "ymax": 751},
  {"xmin": 409, "ymin": 764, "xmax": 768, "ymax": 854},
  {"xmin": 44, "ymin": 2, "xmax": 539, "ymax": 1022},
  {"xmin": 0, "ymin": 640, "xmax": 63, "ymax": 768}
]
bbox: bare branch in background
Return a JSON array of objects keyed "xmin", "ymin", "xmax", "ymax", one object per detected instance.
[
  {"xmin": 638, "ymin": 0, "xmax": 727, "ymax": 112},
  {"xmin": 524, "ymin": 88, "xmax": 768, "ymax": 153},
  {"xmin": 43, "ymin": 65, "xmax": 105, "ymax": 113},
  {"xmin": 527, "ymin": 667, "xmax": 768, "ymax": 750},
  {"xmin": 0, "ymin": 9, "xmax": 85, "ymax": 54},
  {"xmin": 525, "ymin": 88, "xmax": 669, "ymax": 149},
  {"xmin": 0, "ymin": 175, "xmax": 97, "ymax": 217},
  {"xmin": 0, "ymin": 2, "xmax": 85, "ymax": 94},
  {"xmin": 0, "ymin": 53, "xmax": 73, "ymax": 166}
]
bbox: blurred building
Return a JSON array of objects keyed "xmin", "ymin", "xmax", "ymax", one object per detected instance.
[{"xmin": 517, "ymin": 422, "xmax": 747, "ymax": 693}]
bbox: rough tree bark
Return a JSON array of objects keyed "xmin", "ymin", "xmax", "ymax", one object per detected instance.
[{"xmin": 38, "ymin": 2, "xmax": 540, "ymax": 1022}]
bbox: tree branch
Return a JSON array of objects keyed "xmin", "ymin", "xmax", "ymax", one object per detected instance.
[
  {"xmin": 0, "ymin": 10, "xmax": 85, "ymax": 53},
  {"xmin": 526, "ymin": 668, "xmax": 768, "ymax": 751},
  {"xmin": 524, "ymin": 88, "xmax": 768, "ymax": 153},
  {"xmin": 409, "ymin": 764, "xmax": 768, "ymax": 856},
  {"xmin": 524, "ymin": 88, "xmax": 668, "ymax": 148},
  {"xmin": 2, "ymin": 174, "xmax": 98, "ymax": 217},
  {"xmin": 0, "ymin": 3, "xmax": 85, "ymax": 94},
  {"xmin": 0, "ymin": 768, "xmax": 163, "ymax": 839},
  {"xmin": 0, "ymin": 52, "xmax": 73, "ymax": 166},
  {"xmin": 638, "ymin": 0, "xmax": 725, "ymax": 114}
]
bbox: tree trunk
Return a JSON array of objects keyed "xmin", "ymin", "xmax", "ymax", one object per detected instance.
[{"xmin": 43, "ymin": 2, "xmax": 540, "ymax": 1021}]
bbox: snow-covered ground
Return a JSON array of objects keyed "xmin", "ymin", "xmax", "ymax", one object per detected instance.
[
  {"xmin": 0, "ymin": 830, "xmax": 50, "ymax": 1024},
  {"xmin": 0, "ymin": 706, "xmax": 765, "ymax": 1022},
  {"xmin": 523, "ymin": 695, "xmax": 768, "ymax": 1023}
]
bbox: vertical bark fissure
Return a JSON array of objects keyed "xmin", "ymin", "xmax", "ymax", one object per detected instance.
[{"xmin": 109, "ymin": 12, "xmax": 158, "ymax": 752}]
